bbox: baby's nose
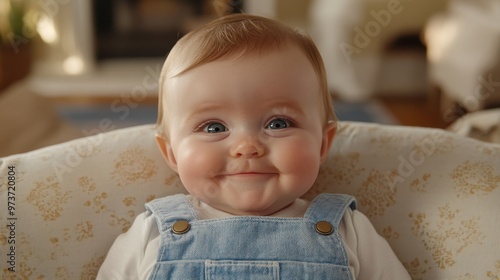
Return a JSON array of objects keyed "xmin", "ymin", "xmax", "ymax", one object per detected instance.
[{"xmin": 230, "ymin": 137, "xmax": 265, "ymax": 158}]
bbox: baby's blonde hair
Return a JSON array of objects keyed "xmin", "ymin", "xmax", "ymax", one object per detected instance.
[{"xmin": 156, "ymin": 14, "xmax": 336, "ymax": 136}]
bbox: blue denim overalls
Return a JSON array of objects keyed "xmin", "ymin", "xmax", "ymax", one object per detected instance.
[{"xmin": 146, "ymin": 193, "xmax": 356, "ymax": 279}]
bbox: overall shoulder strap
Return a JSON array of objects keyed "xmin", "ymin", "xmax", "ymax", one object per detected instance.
[
  {"xmin": 145, "ymin": 194, "xmax": 198, "ymax": 233},
  {"xmin": 304, "ymin": 193, "xmax": 357, "ymax": 227}
]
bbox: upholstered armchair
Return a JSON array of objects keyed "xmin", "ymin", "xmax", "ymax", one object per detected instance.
[{"xmin": 1, "ymin": 121, "xmax": 499, "ymax": 279}]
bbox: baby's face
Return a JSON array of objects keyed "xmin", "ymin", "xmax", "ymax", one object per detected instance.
[{"xmin": 159, "ymin": 45, "xmax": 334, "ymax": 215}]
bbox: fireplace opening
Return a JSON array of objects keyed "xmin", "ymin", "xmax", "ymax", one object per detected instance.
[{"xmin": 92, "ymin": 0, "xmax": 243, "ymax": 60}]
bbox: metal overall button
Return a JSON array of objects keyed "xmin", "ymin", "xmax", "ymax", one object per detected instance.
[
  {"xmin": 315, "ymin": 221, "xmax": 334, "ymax": 235},
  {"xmin": 172, "ymin": 220, "xmax": 190, "ymax": 234}
]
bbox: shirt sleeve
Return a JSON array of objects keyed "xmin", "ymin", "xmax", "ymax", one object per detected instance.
[
  {"xmin": 340, "ymin": 209, "xmax": 411, "ymax": 280},
  {"xmin": 96, "ymin": 211, "xmax": 160, "ymax": 280}
]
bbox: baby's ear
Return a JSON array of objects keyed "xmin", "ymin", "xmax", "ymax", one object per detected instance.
[
  {"xmin": 155, "ymin": 133, "xmax": 178, "ymax": 172},
  {"xmin": 319, "ymin": 122, "xmax": 336, "ymax": 164}
]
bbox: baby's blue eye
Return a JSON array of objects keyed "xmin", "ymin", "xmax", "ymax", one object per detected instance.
[
  {"xmin": 266, "ymin": 118, "xmax": 290, "ymax": 130},
  {"xmin": 204, "ymin": 122, "xmax": 227, "ymax": 133}
]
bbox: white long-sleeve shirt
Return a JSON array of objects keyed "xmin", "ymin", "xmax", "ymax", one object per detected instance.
[{"xmin": 97, "ymin": 195, "xmax": 410, "ymax": 279}]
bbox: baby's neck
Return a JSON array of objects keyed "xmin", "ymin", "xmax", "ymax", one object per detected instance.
[{"xmin": 187, "ymin": 195, "xmax": 309, "ymax": 220}]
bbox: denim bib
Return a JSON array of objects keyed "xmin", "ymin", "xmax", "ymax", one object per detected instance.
[{"xmin": 146, "ymin": 193, "xmax": 356, "ymax": 279}]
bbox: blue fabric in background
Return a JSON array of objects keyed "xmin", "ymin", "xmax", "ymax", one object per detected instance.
[{"xmin": 334, "ymin": 101, "xmax": 398, "ymax": 124}]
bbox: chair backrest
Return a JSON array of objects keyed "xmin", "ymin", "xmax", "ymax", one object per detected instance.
[{"xmin": 1, "ymin": 122, "xmax": 499, "ymax": 279}]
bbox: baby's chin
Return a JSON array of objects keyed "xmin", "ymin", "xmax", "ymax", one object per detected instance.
[
  {"xmin": 189, "ymin": 186, "xmax": 298, "ymax": 216},
  {"xmin": 211, "ymin": 198, "xmax": 294, "ymax": 216}
]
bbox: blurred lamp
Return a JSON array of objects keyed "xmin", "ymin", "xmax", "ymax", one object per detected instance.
[{"xmin": 37, "ymin": 14, "xmax": 58, "ymax": 44}]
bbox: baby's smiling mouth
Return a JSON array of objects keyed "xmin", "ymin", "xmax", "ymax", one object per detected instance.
[
  {"xmin": 224, "ymin": 172, "xmax": 276, "ymax": 177},
  {"xmin": 229, "ymin": 171, "xmax": 269, "ymax": 175},
  {"xmin": 214, "ymin": 162, "xmax": 279, "ymax": 181},
  {"xmin": 217, "ymin": 170, "xmax": 278, "ymax": 181}
]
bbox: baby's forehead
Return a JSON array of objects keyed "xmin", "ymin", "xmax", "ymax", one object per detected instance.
[
  {"xmin": 164, "ymin": 54, "xmax": 320, "ymax": 117},
  {"xmin": 169, "ymin": 46, "xmax": 317, "ymax": 88},
  {"xmin": 177, "ymin": 44, "xmax": 315, "ymax": 78}
]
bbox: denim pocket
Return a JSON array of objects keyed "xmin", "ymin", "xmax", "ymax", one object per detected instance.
[
  {"xmin": 204, "ymin": 260, "xmax": 352, "ymax": 280},
  {"xmin": 205, "ymin": 260, "xmax": 279, "ymax": 280}
]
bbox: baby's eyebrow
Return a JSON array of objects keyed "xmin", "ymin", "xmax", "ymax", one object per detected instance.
[
  {"xmin": 266, "ymin": 101, "xmax": 305, "ymax": 117},
  {"xmin": 186, "ymin": 103, "xmax": 224, "ymax": 118}
]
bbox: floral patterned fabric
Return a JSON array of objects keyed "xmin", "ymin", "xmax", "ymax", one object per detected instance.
[{"xmin": 1, "ymin": 122, "xmax": 499, "ymax": 280}]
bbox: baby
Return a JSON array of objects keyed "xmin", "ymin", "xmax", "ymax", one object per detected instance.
[{"xmin": 97, "ymin": 14, "xmax": 410, "ymax": 279}]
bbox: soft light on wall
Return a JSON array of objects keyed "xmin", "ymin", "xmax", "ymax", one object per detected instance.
[
  {"xmin": 424, "ymin": 17, "xmax": 458, "ymax": 63},
  {"xmin": 63, "ymin": 55, "xmax": 84, "ymax": 75}
]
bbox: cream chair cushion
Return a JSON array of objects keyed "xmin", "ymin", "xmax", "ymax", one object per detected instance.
[
  {"xmin": 448, "ymin": 108, "xmax": 500, "ymax": 144},
  {"xmin": 1, "ymin": 122, "xmax": 499, "ymax": 279}
]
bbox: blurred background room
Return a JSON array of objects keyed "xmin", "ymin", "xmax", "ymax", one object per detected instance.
[{"xmin": 1, "ymin": 0, "xmax": 500, "ymax": 156}]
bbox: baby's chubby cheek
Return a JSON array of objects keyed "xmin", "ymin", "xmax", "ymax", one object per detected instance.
[
  {"xmin": 272, "ymin": 144, "xmax": 321, "ymax": 182},
  {"xmin": 174, "ymin": 145, "xmax": 223, "ymax": 196}
]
